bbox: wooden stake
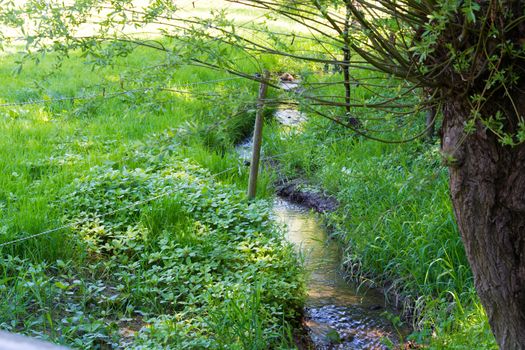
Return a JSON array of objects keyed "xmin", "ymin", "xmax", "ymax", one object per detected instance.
[{"xmin": 247, "ymin": 70, "xmax": 270, "ymax": 200}]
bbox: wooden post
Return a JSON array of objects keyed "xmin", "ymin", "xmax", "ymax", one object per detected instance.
[
  {"xmin": 425, "ymin": 106, "xmax": 436, "ymax": 141},
  {"xmin": 247, "ymin": 70, "xmax": 270, "ymax": 200}
]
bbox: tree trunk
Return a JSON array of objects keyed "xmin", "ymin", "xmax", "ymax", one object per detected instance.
[
  {"xmin": 342, "ymin": 0, "xmax": 359, "ymax": 128},
  {"xmin": 442, "ymin": 98, "xmax": 525, "ymax": 350},
  {"xmin": 425, "ymin": 106, "xmax": 436, "ymax": 141}
]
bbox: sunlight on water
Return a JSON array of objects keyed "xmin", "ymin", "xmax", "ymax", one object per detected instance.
[{"xmin": 273, "ymin": 199, "xmax": 405, "ymax": 349}]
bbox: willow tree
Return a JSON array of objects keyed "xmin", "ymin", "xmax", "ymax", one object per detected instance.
[
  {"xmin": 229, "ymin": 0, "xmax": 525, "ymax": 347},
  {"xmin": 1, "ymin": 0, "xmax": 524, "ymax": 348},
  {"xmin": 268, "ymin": 1, "xmax": 524, "ymax": 347},
  {"xmin": 342, "ymin": 1, "xmax": 525, "ymax": 348}
]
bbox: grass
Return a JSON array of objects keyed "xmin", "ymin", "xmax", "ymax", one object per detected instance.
[
  {"xmin": 264, "ymin": 107, "xmax": 497, "ymax": 348},
  {"xmin": 0, "ymin": 42, "xmax": 274, "ymax": 251},
  {"xmin": 0, "ymin": 42, "xmax": 305, "ymax": 348}
]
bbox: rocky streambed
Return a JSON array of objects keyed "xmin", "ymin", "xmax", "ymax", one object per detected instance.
[{"xmin": 274, "ymin": 199, "xmax": 406, "ymax": 349}]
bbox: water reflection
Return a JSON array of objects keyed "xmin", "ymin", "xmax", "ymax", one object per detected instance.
[{"xmin": 273, "ymin": 199, "xmax": 403, "ymax": 349}]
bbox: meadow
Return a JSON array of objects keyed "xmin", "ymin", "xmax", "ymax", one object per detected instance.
[
  {"xmin": 0, "ymin": 46, "xmax": 306, "ymax": 348},
  {"xmin": 0, "ymin": 2, "xmax": 499, "ymax": 348}
]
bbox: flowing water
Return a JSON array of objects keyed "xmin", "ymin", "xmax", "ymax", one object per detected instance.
[
  {"xmin": 274, "ymin": 199, "xmax": 404, "ymax": 349},
  {"xmin": 238, "ymin": 77, "xmax": 406, "ymax": 349}
]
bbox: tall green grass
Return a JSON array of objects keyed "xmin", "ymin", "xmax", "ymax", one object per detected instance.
[
  {"xmin": 0, "ymin": 43, "xmax": 276, "ymax": 257},
  {"xmin": 264, "ymin": 107, "xmax": 497, "ymax": 348}
]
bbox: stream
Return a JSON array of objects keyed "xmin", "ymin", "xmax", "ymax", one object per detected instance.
[
  {"xmin": 238, "ymin": 76, "xmax": 406, "ymax": 349},
  {"xmin": 274, "ymin": 199, "xmax": 404, "ymax": 349}
]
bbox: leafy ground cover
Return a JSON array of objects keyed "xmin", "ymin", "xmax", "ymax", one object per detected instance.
[
  {"xmin": 1, "ymin": 135, "xmax": 304, "ymax": 349},
  {"xmin": 0, "ymin": 47, "xmax": 304, "ymax": 348}
]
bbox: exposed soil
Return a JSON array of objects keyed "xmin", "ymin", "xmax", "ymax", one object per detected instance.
[{"xmin": 275, "ymin": 179, "xmax": 338, "ymax": 213}]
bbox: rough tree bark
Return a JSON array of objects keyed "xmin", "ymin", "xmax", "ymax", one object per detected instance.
[{"xmin": 442, "ymin": 95, "xmax": 525, "ymax": 349}]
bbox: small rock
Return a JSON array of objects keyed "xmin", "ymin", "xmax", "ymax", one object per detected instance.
[
  {"xmin": 280, "ymin": 72, "xmax": 295, "ymax": 81},
  {"xmin": 119, "ymin": 327, "xmax": 136, "ymax": 338},
  {"xmin": 341, "ymin": 332, "xmax": 356, "ymax": 342},
  {"xmin": 404, "ymin": 340, "xmax": 424, "ymax": 349}
]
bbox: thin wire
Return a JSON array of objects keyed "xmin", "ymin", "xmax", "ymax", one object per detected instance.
[
  {"xmin": 0, "ymin": 163, "xmax": 242, "ymax": 248},
  {"xmin": 0, "ymin": 193, "xmax": 166, "ymax": 248},
  {"xmin": 0, "ymin": 77, "xmax": 243, "ymax": 108},
  {"xmin": 0, "ymin": 88, "xmax": 148, "ymax": 108}
]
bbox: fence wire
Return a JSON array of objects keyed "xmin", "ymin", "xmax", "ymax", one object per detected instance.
[{"xmin": 0, "ymin": 76, "xmax": 244, "ymax": 108}]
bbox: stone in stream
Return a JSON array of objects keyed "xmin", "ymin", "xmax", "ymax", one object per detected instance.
[
  {"xmin": 275, "ymin": 200, "xmax": 406, "ymax": 350},
  {"xmin": 278, "ymin": 72, "xmax": 301, "ymax": 91},
  {"xmin": 280, "ymin": 72, "xmax": 295, "ymax": 81}
]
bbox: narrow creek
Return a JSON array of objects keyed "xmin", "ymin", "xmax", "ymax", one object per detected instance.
[
  {"xmin": 274, "ymin": 199, "xmax": 404, "ymax": 349},
  {"xmin": 238, "ymin": 75, "xmax": 407, "ymax": 349}
]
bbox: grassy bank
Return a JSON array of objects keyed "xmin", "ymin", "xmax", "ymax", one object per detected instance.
[
  {"xmin": 0, "ymin": 47, "xmax": 304, "ymax": 348},
  {"xmin": 265, "ymin": 112, "xmax": 497, "ymax": 348}
]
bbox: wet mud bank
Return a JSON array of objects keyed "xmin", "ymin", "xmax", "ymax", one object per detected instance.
[{"xmin": 275, "ymin": 179, "xmax": 338, "ymax": 213}]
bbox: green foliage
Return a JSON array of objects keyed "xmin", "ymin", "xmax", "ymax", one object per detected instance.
[
  {"xmin": 0, "ymin": 136, "xmax": 304, "ymax": 349},
  {"xmin": 0, "ymin": 42, "xmax": 274, "ymax": 254},
  {"xmin": 265, "ymin": 114, "xmax": 497, "ymax": 348},
  {"xmin": 0, "ymin": 45, "xmax": 302, "ymax": 348}
]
